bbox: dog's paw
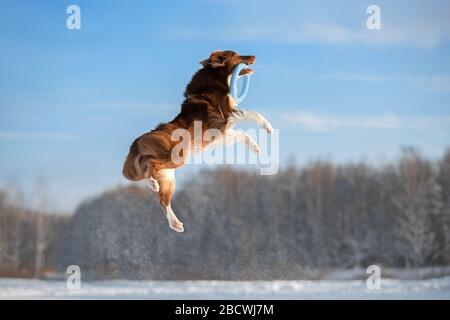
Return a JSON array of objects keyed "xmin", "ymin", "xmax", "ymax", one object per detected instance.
[
  {"xmin": 148, "ymin": 177, "xmax": 160, "ymax": 193},
  {"xmin": 169, "ymin": 219, "xmax": 184, "ymax": 233},
  {"xmin": 264, "ymin": 122, "xmax": 274, "ymax": 134},
  {"xmin": 249, "ymin": 142, "xmax": 261, "ymax": 154}
]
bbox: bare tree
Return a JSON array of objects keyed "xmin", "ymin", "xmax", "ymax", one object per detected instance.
[
  {"xmin": 394, "ymin": 148, "xmax": 437, "ymax": 267},
  {"xmin": 33, "ymin": 177, "xmax": 50, "ymax": 278}
]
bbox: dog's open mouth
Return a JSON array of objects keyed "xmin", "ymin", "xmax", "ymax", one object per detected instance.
[
  {"xmin": 239, "ymin": 68, "xmax": 254, "ymax": 76},
  {"xmin": 238, "ymin": 55, "xmax": 256, "ymax": 76}
]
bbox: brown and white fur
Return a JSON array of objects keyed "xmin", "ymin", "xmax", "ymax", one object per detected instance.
[{"xmin": 122, "ymin": 50, "xmax": 273, "ymax": 232}]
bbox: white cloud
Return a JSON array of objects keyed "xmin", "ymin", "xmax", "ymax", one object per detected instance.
[
  {"xmin": 316, "ymin": 73, "xmax": 387, "ymax": 83},
  {"xmin": 408, "ymin": 116, "xmax": 450, "ymax": 130},
  {"xmin": 166, "ymin": 21, "xmax": 450, "ymax": 47},
  {"xmin": 316, "ymin": 74, "xmax": 450, "ymax": 93},
  {"xmin": 0, "ymin": 132, "xmax": 80, "ymax": 141},
  {"xmin": 286, "ymin": 113, "xmax": 400, "ymax": 131},
  {"xmin": 285, "ymin": 112, "xmax": 450, "ymax": 132},
  {"xmin": 164, "ymin": 1, "xmax": 450, "ymax": 47},
  {"xmin": 424, "ymin": 76, "xmax": 450, "ymax": 93}
]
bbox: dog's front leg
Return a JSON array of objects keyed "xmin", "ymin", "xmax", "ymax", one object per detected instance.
[
  {"xmin": 228, "ymin": 109, "xmax": 273, "ymax": 133},
  {"xmin": 225, "ymin": 129, "xmax": 261, "ymax": 154}
]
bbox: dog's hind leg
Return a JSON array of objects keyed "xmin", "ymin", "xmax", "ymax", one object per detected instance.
[
  {"xmin": 144, "ymin": 160, "xmax": 161, "ymax": 192},
  {"xmin": 155, "ymin": 168, "xmax": 184, "ymax": 233},
  {"xmin": 147, "ymin": 177, "xmax": 160, "ymax": 192}
]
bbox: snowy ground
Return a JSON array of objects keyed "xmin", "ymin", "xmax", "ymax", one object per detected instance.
[{"xmin": 1, "ymin": 277, "xmax": 450, "ymax": 299}]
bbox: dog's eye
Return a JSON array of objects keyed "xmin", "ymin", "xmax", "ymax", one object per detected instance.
[{"xmin": 216, "ymin": 56, "xmax": 225, "ymax": 62}]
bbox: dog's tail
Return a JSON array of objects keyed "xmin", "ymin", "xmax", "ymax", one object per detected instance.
[{"xmin": 123, "ymin": 140, "xmax": 148, "ymax": 181}]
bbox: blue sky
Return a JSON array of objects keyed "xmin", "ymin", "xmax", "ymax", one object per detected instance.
[{"xmin": 0, "ymin": 0, "xmax": 449, "ymax": 212}]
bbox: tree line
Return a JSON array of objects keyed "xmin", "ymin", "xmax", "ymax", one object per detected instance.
[{"xmin": 1, "ymin": 147, "xmax": 449, "ymax": 279}]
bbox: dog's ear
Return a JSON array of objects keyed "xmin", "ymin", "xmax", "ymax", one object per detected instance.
[{"xmin": 200, "ymin": 52, "xmax": 226, "ymax": 68}]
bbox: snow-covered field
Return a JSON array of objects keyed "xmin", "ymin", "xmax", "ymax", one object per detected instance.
[{"xmin": 1, "ymin": 277, "xmax": 450, "ymax": 299}]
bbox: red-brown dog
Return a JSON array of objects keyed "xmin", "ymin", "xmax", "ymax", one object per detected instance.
[{"xmin": 123, "ymin": 50, "xmax": 273, "ymax": 232}]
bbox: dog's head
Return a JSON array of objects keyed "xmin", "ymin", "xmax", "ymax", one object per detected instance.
[{"xmin": 200, "ymin": 50, "xmax": 256, "ymax": 76}]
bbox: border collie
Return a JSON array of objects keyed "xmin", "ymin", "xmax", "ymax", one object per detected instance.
[{"xmin": 123, "ymin": 50, "xmax": 273, "ymax": 232}]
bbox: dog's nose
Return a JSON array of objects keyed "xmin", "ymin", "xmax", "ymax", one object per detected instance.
[{"xmin": 242, "ymin": 55, "xmax": 256, "ymax": 64}]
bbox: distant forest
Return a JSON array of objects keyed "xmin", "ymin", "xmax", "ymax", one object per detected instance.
[{"xmin": 1, "ymin": 147, "xmax": 449, "ymax": 280}]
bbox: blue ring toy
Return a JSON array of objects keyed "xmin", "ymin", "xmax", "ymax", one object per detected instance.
[{"xmin": 230, "ymin": 63, "xmax": 251, "ymax": 105}]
